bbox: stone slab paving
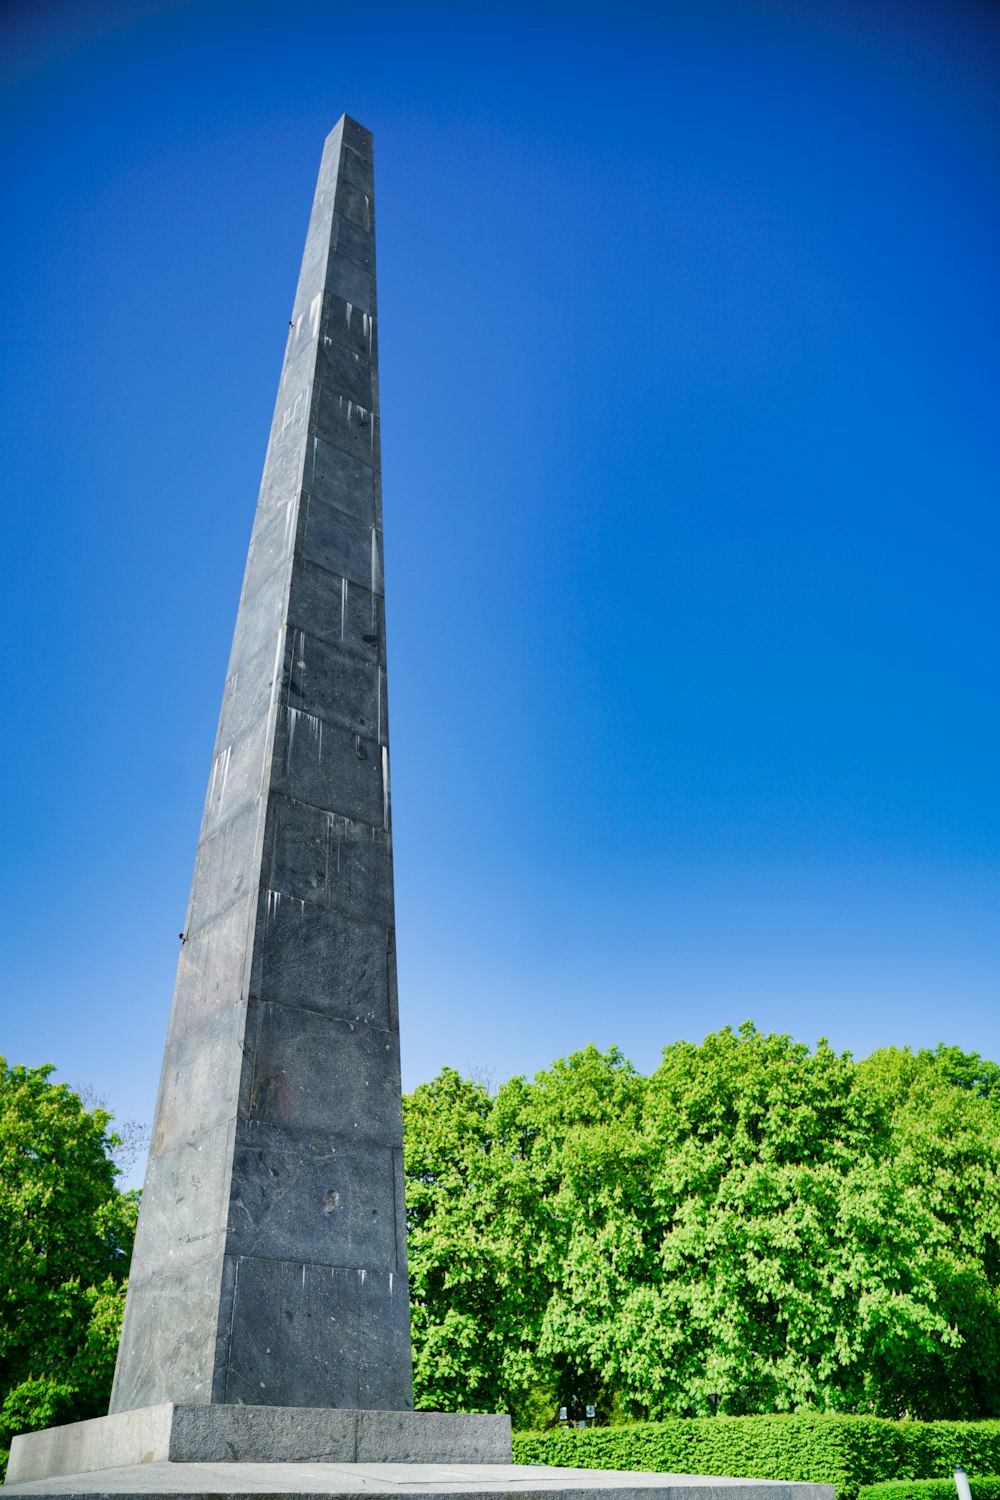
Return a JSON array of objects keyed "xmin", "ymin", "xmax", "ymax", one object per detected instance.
[{"xmin": 2, "ymin": 1461, "xmax": 836, "ymax": 1500}]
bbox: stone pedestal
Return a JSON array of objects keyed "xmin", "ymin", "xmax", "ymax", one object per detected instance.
[{"xmin": 5, "ymin": 1406, "xmax": 511, "ymax": 1486}]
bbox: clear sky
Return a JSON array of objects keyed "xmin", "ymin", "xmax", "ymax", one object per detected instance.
[{"xmin": 2, "ymin": 0, "xmax": 998, "ymax": 1181}]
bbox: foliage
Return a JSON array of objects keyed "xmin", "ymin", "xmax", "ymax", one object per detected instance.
[
  {"xmin": 912, "ymin": 1048, "xmax": 1000, "ymax": 1107},
  {"xmin": 0, "ymin": 1060, "xmax": 137, "ymax": 1473},
  {"xmin": 403, "ymin": 1028, "xmax": 1000, "ymax": 1425},
  {"xmin": 512, "ymin": 1416, "xmax": 1000, "ymax": 1499},
  {"xmin": 404, "ymin": 1046, "xmax": 645, "ymax": 1424},
  {"xmin": 861, "ymin": 1484, "xmax": 1000, "ymax": 1500}
]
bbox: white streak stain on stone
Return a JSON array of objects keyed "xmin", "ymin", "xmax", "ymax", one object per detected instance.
[
  {"xmin": 268, "ymin": 628, "xmax": 285, "ymax": 711},
  {"xmin": 381, "ymin": 745, "xmax": 390, "ymax": 831},
  {"xmin": 209, "ymin": 745, "xmax": 232, "ymax": 811},
  {"xmin": 288, "ymin": 707, "xmax": 323, "ymax": 766},
  {"xmin": 309, "ymin": 293, "xmax": 322, "ymax": 339},
  {"xmin": 219, "ymin": 746, "xmax": 231, "ymax": 807},
  {"xmin": 345, "ymin": 301, "xmax": 353, "ymax": 328},
  {"xmin": 341, "ymin": 576, "xmax": 347, "ymax": 640},
  {"xmin": 325, "ymin": 811, "xmax": 343, "ymax": 878}
]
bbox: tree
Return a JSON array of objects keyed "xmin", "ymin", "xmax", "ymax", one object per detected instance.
[
  {"xmin": 856, "ymin": 1046, "xmax": 1000, "ymax": 1416},
  {"xmin": 404, "ymin": 1047, "xmax": 645, "ymax": 1424},
  {"xmin": 402, "ymin": 1028, "xmax": 1000, "ymax": 1425},
  {"xmin": 0, "ymin": 1060, "xmax": 138, "ymax": 1470},
  {"xmin": 618, "ymin": 1027, "xmax": 964, "ymax": 1418}
]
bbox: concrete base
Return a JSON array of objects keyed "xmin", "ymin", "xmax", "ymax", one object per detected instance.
[
  {"xmin": 5, "ymin": 1407, "xmax": 511, "ymax": 1486},
  {"xmin": 2, "ymin": 1460, "xmax": 836, "ymax": 1500}
]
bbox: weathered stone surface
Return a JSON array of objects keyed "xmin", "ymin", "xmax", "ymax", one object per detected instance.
[
  {"xmin": 352, "ymin": 1415, "xmax": 512, "ymax": 1465},
  {"xmin": 6, "ymin": 1407, "xmax": 176, "ymax": 1488},
  {"xmin": 111, "ymin": 1259, "xmax": 229, "ymax": 1414},
  {"xmin": 108, "ymin": 114, "xmax": 412, "ymax": 1417},
  {"xmin": 271, "ymin": 710, "xmax": 384, "ymax": 827},
  {"xmin": 282, "ymin": 627, "xmax": 385, "ymax": 739},
  {"xmin": 264, "ymin": 797, "xmax": 393, "ymax": 922},
  {"xmin": 167, "ymin": 895, "xmax": 255, "ymax": 1036},
  {"xmin": 221, "ymin": 1262, "xmax": 411, "ymax": 1408},
  {"xmin": 254, "ymin": 896, "xmax": 394, "ymax": 1025},
  {"xmin": 127, "ymin": 1120, "xmax": 234, "ymax": 1277},
  {"xmin": 304, "ymin": 436, "xmax": 376, "ymax": 522},
  {"xmin": 226, "ymin": 1123, "xmax": 398, "ymax": 1267},
  {"xmin": 298, "ymin": 495, "xmax": 381, "ymax": 591},
  {"xmin": 151, "ymin": 1003, "xmax": 249, "ymax": 1154}
]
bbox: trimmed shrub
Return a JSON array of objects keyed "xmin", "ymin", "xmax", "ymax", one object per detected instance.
[
  {"xmin": 512, "ymin": 1417, "xmax": 1000, "ymax": 1499},
  {"xmin": 860, "ymin": 1485, "xmax": 1000, "ymax": 1500}
]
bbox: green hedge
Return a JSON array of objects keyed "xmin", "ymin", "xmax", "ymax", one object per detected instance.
[
  {"xmin": 512, "ymin": 1417, "xmax": 1000, "ymax": 1500},
  {"xmin": 860, "ymin": 1485, "xmax": 1000, "ymax": 1500}
]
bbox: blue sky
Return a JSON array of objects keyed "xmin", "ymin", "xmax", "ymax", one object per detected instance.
[{"xmin": 2, "ymin": 0, "xmax": 998, "ymax": 1175}]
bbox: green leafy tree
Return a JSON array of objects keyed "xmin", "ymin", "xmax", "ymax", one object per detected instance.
[
  {"xmin": 914, "ymin": 1044, "xmax": 1000, "ymax": 1106},
  {"xmin": 857, "ymin": 1046, "xmax": 1000, "ymax": 1416},
  {"xmin": 403, "ymin": 1028, "xmax": 1000, "ymax": 1425},
  {"xmin": 404, "ymin": 1066, "xmax": 554, "ymax": 1420},
  {"xmin": 404, "ymin": 1047, "xmax": 644, "ymax": 1424},
  {"xmin": 0, "ymin": 1060, "xmax": 138, "ymax": 1470},
  {"xmin": 618, "ymin": 1027, "xmax": 961, "ymax": 1418}
]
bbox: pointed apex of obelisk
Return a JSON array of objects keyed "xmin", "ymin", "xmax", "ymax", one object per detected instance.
[{"xmin": 327, "ymin": 113, "xmax": 373, "ymax": 156}]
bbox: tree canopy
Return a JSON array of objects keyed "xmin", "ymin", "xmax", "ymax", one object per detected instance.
[
  {"xmin": 403, "ymin": 1026, "xmax": 1000, "ymax": 1425},
  {"xmin": 0, "ymin": 1059, "xmax": 137, "ymax": 1467}
]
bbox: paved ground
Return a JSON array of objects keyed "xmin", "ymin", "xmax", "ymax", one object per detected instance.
[{"xmin": 1, "ymin": 1461, "xmax": 836, "ymax": 1500}]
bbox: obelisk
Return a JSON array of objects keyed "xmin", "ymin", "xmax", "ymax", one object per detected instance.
[
  {"xmin": 112, "ymin": 114, "xmax": 411, "ymax": 1413},
  {"xmin": 6, "ymin": 116, "xmax": 512, "ymax": 1489}
]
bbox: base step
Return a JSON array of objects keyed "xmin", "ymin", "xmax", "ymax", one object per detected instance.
[
  {"xmin": 2, "ymin": 1459, "xmax": 837, "ymax": 1500},
  {"xmin": 5, "ymin": 1406, "xmax": 510, "ymax": 1485}
]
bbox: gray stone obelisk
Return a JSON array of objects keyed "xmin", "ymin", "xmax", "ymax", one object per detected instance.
[
  {"xmin": 7, "ymin": 113, "xmax": 509, "ymax": 1492},
  {"xmin": 111, "ymin": 114, "xmax": 412, "ymax": 1414}
]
